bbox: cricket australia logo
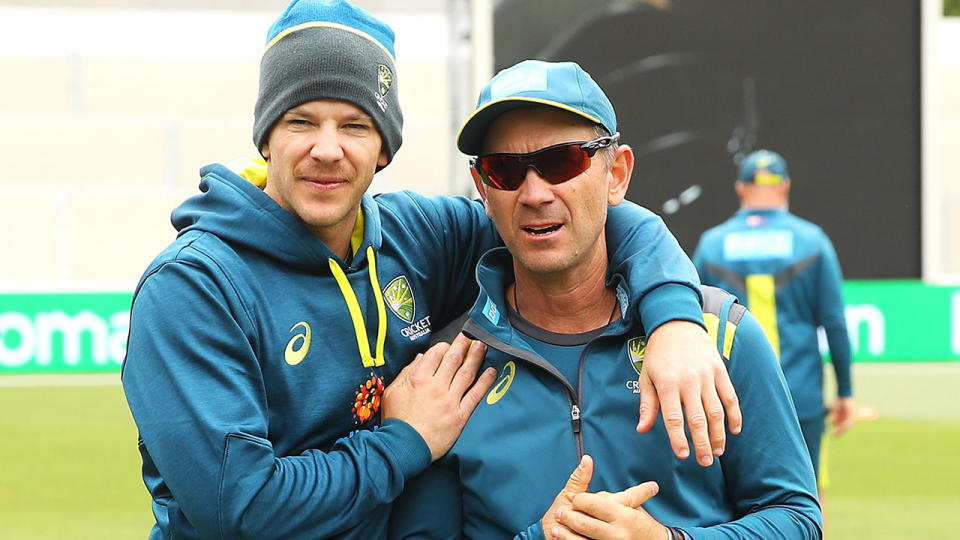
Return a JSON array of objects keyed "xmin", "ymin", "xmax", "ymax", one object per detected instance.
[
  {"xmin": 383, "ymin": 275, "xmax": 432, "ymax": 341},
  {"xmin": 384, "ymin": 276, "xmax": 415, "ymax": 323},
  {"xmin": 375, "ymin": 64, "xmax": 393, "ymax": 112},
  {"xmin": 625, "ymin": 336, "xmax": 646, "ymax": 394}
]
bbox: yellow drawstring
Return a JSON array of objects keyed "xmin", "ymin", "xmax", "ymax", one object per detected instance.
[{"xmin": 329, "ymin": 246, "xmax": 387, "ymax": 368}]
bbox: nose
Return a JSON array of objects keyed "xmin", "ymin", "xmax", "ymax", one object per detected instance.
[
  {"xmin": 516, "ymin": 166, "xmax": 556, "ymax": 207},
  {"xmin": 309, "ymin": 125, "xmax": 345, "ymax": 162}
]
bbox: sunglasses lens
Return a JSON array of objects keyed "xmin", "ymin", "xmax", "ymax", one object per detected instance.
[
  {"xmin": 536, "ymin": 144, "xmax": 591, "ymax": 184},
  {"xmin": 475, "ymin": 140, "xmax": 598, "ymax": 190}
]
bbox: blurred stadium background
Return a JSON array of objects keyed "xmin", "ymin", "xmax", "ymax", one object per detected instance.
[{"xmin": 1, "ymin": 0, "xmax": 959, "ymax": 538}]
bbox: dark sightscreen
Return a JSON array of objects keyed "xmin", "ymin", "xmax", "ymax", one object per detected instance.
[{"xmin": 493, "ymin": 0, "xmax": 920, "ymax": 278}]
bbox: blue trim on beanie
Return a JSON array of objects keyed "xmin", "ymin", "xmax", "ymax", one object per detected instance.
[{"xmin": 266, "ymin": 0, "xmax": 395, "ymax": 57}]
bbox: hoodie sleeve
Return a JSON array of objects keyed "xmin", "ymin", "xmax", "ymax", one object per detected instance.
[
  {"xmin": 815, "ymin": 233, "xmax": 853, "ymax": 398},
  {"xmin": 122, "ymin": 259, "xmax": 431, "ymax": 539},
  {"xmin": 679, "ymin": 309, "xmax": 823, "ymax": 539},
  {"xmin": 389, "ymin": 461, "xmax": 463, "ymax": 539},
  {"xmin": 605, "ymin": 200, "xmax": 705, "ymax": 332},
  {"xmin": 397, "ymin": 192, "xmax": 502, "ymax": 327}
]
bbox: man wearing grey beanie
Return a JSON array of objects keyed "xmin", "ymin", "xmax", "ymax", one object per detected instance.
[{"xmin": 122, "ymin": 1, "xmax": 741, "ymax": 538}]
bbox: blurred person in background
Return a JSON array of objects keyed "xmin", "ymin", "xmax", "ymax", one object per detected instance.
[
  {"xmin": 120, "ymin": 0, "xmax": 743, "ymax": 538},
  {"xmin": 693, "ymin": 149, "xmax": 854, "ymax": 509},
  {"xmin": 390, "ymin": 60, "xmax": 821, "ymax": 540}
]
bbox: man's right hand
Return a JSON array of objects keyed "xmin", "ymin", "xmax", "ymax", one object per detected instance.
[{"xmin": 382, "ymin": 333, "xmax": 497, "ymax": 461}]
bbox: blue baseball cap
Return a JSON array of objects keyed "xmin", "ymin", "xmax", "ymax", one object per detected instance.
[
  {"xmin": 738, "ymin": 149, "xmax": 789, "ymax": 184},
  {"xmin": 457, "ymin": 60, "xmax": 617, "ymax": 155}
]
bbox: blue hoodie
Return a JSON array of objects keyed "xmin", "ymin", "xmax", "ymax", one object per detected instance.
[
  {"xmin": 122, "ymin": 163, "xmax": 704, "ymax": 539},
  {"xmin": 693, "ymin": 208, "xmax": 852, "ymax": 421}
]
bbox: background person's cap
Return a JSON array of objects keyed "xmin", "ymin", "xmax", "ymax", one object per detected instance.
[
  {"xmin": 457, "ymin": 60, "xmax": 616, "ymax": 155},
  {"xmin": 738, "ymin": 149, "xmax": 789, "ymax": 184}
]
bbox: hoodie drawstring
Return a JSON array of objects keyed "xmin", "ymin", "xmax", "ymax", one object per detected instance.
[{"xmin": 328, "ymin": 246, "xmax": 387, "ymax": 368}]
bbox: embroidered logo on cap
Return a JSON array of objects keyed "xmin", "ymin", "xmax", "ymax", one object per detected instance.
[{"xmin": 376, "ymin": 64, "xmax": 393, "ymax": 112}]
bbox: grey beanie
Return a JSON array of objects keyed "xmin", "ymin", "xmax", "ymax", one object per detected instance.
[{"xmin": 253, "ymin": 0, "xmax": 402, "ymax": 168}]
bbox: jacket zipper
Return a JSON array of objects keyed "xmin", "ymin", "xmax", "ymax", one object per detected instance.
[{"xmin": 461, "ymin": 320, "xmax": 586, "ymax": 458}]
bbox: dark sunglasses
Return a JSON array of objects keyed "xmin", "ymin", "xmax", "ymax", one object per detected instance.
[{"xmin": 470, "ymin": 133, "xmax": 620, "ymax": 191}]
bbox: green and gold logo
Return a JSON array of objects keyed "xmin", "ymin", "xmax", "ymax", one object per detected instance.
[
  {"xmin": 383, "ymin": 276, "xmax": 415, "ymax": 324},
  {"xmin": 378, "ymin": 64, "xmax": 393, "ymax": 96},
  {"xmin": 627, "ymin": 336, "xmax": 646, "ymax": 375}
]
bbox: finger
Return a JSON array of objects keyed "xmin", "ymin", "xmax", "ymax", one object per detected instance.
[
  {"xmin": 457, "ymin": 366, "xmax": 497, "ymax": 416},
  {"xmin": 557, "ymin": 504, "xmax": 612, "ymax": 539},
  {"xmin": 701, "ymin": 382, "xmax": 727, "ymax": 458},
  {"xmin": 450, "ymin": 339, "xmax": 488, "ymax": 394},
  {"xmin": 417, "ymin": 340, "xmax": 450, "ymax": 378},
  {"xmin": 612, "ymin": 481, "xmax": 659, "ymax": 509},
  {"xmin": 655, "ymin": 375, "xmax": 690, "ymax": 460},
  {"xmin": 679, "ymin": 374, "xmax": 713, "ymax": 467},
  {"xmin": 636, "ymin": 372, "xmax": 659, "ymax": 434},
  {"xmin": 714, "ymin": 360, "xmax": 742, "ymax": 435},
  {"xmin": 570, "ymin": 491, "xmax": 622, "ymax": 524},
  {"xmin": 550, "ymin": 521, "xmax": 590, "ymax": 540},
  {"xmin": 559, "ymin": 455, "xmax": 594, "ymax": 501},
  {"xmin": 433, "ymin": 333, "xmax": 472, "ymax": 381}
]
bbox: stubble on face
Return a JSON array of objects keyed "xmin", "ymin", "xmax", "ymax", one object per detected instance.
[
  {"xmin": 262, "ymin": 100, "xmax": 386, "ymax": 256},
  {"xmin": 481, "ymin": 107, "xmax": 611, "ymax": 281}
]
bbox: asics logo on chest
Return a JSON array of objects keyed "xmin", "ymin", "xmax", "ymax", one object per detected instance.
[{"xmin": 285, "ymin": 322, "xmax": 312, "ymax": 365}]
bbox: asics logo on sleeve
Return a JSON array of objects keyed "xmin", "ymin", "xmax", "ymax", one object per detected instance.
[
  {"xmin": 285, "ymin": 321, "xmax": 312, "ymax": 366},
  {"xmin": 486, "ymin": 361, "xmax": 516, "ymax": 405}
]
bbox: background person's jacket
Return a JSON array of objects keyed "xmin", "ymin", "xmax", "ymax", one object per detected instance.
[{"xmin": 693, "ymin": 208, "xmax": 852, "ymax": 421}]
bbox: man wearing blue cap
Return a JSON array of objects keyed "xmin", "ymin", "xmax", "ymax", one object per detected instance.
[
  {"xmin": 390, "ymin": 61, "xmax": 821, "ymax": 540},
  {"xmin": 122, "ymin": 1, "xmax": 744, "ymax": 538},
  {"xmin": 693, "ymin": 149, "xmax": 855, "ymax": 506}
]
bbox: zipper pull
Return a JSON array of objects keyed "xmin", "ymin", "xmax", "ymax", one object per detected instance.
[{"xmin": 571, "ymin": 404, "xmax": 581, "ymax": 434}]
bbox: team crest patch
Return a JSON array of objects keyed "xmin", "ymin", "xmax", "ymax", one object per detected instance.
[
  {"xmin": 384, "ymin": 275, "xmax": 415, "ymax": 323},
  {"xmin": 385, "ymin": 275, "xmax": 432, "ymax": 341},
  {"xmin": 627, "ymin": 337, "xmax": 646, "ymax": 375},
  {"xmin": 375, "ymin": 64, "xmax": 393, "ymax": 111},
  {"xmin": 352, "ymin": 371, "xmax": 384, "ymax": 424}
]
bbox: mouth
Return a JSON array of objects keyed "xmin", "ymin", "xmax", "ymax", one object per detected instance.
[
  {"xmin": 301, "ymin": 176, "xmax": 347, "ymax": 190},
  {"xmin": 522, "ymin": 223, "xmax": 562, "ymax": 236}
]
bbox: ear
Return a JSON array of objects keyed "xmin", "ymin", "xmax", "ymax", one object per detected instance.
[
  {"xmin": 470, "ymin": 167, "xmax": 493, "ymax": 218},
  {"xmin": 734, "ymin": 181, "xmax": 745, "ymax": 198},
  {"xmin": 378, "ymin": 149, "xmax": 389, "ymax": 168},
  {"xmin": 606, "ymin": 144, "xmax": 634, "ymax": 206}
]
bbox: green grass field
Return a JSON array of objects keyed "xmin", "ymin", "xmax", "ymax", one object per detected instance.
[{"xmin": 1, "ymin": 364, "xmax": 957, "ymax": 539}]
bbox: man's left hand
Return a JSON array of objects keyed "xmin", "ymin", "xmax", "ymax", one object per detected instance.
[
  {"xmin": 551, "ymin": 482, "xmax": 666, "ymax": 540},
  {"xmin": 831, "ymin": 397, "xmax": 856, "ymax": 436},
  {"xmin": 637, "ymin": 320, "xmax": 742, "ymax": 466}
]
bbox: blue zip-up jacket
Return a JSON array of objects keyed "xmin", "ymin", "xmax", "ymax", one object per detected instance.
[
  {"xmin": 390, "ymin": 249, "xmax": 822, "ymax": 540},
  {"xmin": 121, "ymin": 163, "xmax": 705, "ymax": 539},
  {"xmin": 692, "ymin": 208, "xmax": 852, "ymax": 421}
]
